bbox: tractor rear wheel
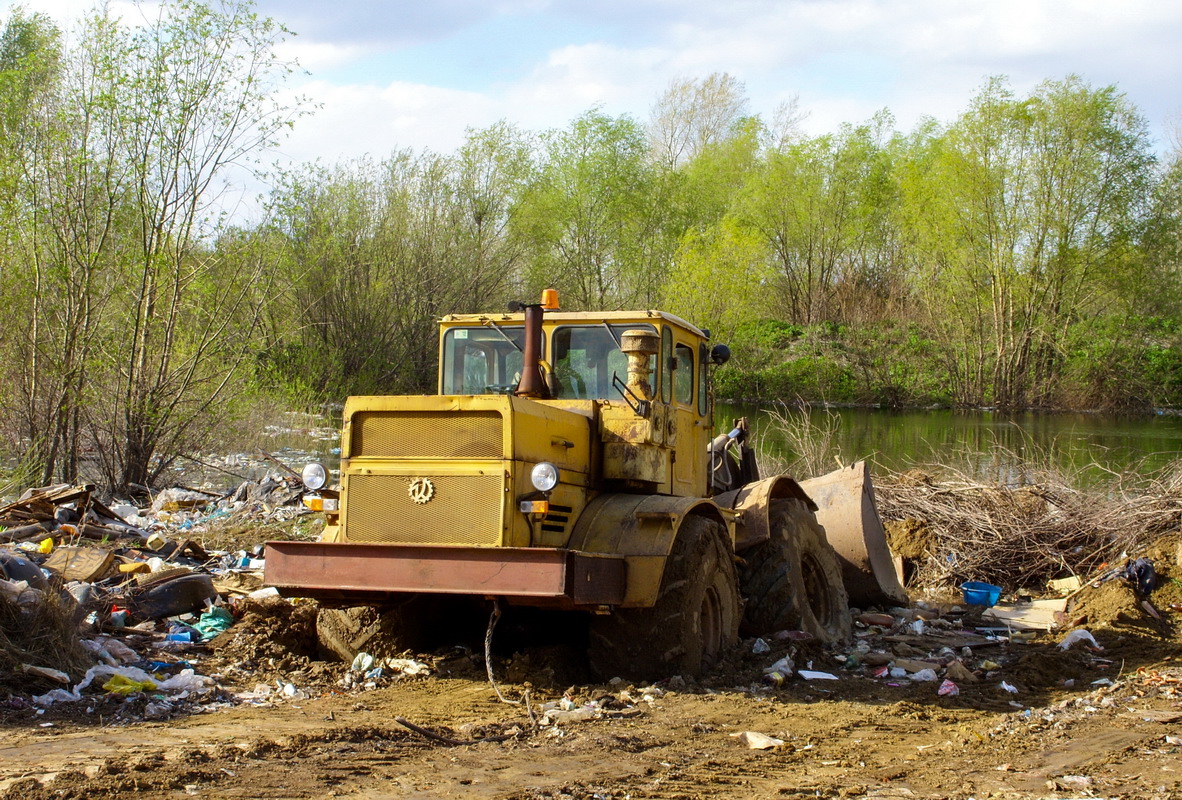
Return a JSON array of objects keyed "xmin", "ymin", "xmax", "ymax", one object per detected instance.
[
  {"xmin": 589, "ymin": 515, "xmax": 740, "ymax": 681},
  {"xmin": 738, "ymin": 498, "xmax": 851, "ymax": 643}
]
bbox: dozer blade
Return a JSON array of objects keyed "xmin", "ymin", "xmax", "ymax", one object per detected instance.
[{"xmin": 799, "ymin": 461, "xmax": 908, "ymax": 607}]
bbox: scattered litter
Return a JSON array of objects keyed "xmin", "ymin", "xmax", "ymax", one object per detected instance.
[
  {"xmin": 1047, "ymin": 575, "xmax": 1083, "ymax": 596},
  {"xmin": 731, "ymin": 731, "xmax": 785, "ymax": 750},
  {"xmin": 752, "ymin": 637, "xmax": 770, "ymax": 654},
  {"xmin": 765, "ymin": 652, "xmax": 794, "ymax": 675},
  {"xmin": 1059, "ymin": 629, "xmax": 1103, "ymax": 651},
  {"xmin": 103, "ymin": 674, "xmax": 157, "ymax": 695},
  {"xmin": 962, "ymin": 581, "xmax": 1002, "ymax": 607},
  {"xmin": 543, "ymin": 705, "xmax": 597, "ymax": 725},
  {"xmin": 945, "ymin": 661, "xmax": 978, "ymax": 683},
  {"xmin": 937, "ymin": 679, "xmax": 959, "ymax": 696},
  {"xmin": 21, "ymin": 665, "xmax": 70, "ymax": 684},
  {"xmin": 387, "ymin": 658, "xmax": 431, "ymax": 677},
  {"xmin": 1000, "ymin": 681, "xmax": 1019, "ymax": 694},
  {"xmin": 798, "ymin": 670, "xmax": 839, "ymax": 681},
  {"xmin": 193, "ymin": 606, "xmax": 235, "ymax": 641},
  {"xmin": 1122, "ymin": 557, "xmax": 1158, "ymax": 597},
  {"xmin": 1048, "ymin": 775, "xmax": 1092, "ymax": 791},
  {"xmin": 984, "ymin": 598, "xmax": 1068, "ymax": 631}
]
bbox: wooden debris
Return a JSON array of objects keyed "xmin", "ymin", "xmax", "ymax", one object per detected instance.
[
  {"xmin": 983, "ymin": 599, "xmax": 1069, "ymax": 631},
  {"xmin": 0, "ymin": 484, "xmax": 144, "ymax": 546}
]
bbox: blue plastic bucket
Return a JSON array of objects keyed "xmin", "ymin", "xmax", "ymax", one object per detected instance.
[{"xmin": 961, "ymin": 581, "xmax": 1002, "ymax": 607}]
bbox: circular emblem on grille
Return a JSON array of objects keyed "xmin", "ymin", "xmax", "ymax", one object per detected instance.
[{"xmin": 408, "ymin": 477, "xmax": 435, "ymax": 504}]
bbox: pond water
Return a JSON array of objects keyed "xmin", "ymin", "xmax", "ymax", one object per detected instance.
[{"xmin": 716, "ymin": 402, "xmax": 1182, "ymax": 486}]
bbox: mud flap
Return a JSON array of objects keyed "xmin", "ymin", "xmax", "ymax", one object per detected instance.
[{"xmin": 799, "ymin": 461, "xmax": 908, "ymax": 607}]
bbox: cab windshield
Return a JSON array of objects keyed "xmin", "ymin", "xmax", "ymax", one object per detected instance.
[
  {"xmin": 441, "ymin": 324, "xmax": 525, "ymax": 394},
  {"xmin": 551, "ymin": 324, "xmax": 655, "ymax": 400}
]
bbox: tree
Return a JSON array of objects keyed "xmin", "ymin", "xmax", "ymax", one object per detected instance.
[
  {"xmin": 662, "ymin": 216, "xmax": 775, "ymax": 337},
  {"xmin": 736, "ymin": 114, "xmax": 901, "ymax": 326},
  {"xmin": 648, "ymin": 72, "xmax": 749, "ymax": 168},
  {"xmin": 515, "ymin": 110, "xmax": 664, "ymax": 308},
  {"xmin": 0, "ymin": 1, "xmax": 305, "ymax": 491},
  {"xmin": 263, "ymin": 122, "xmax": 533, "ymax": 398},
  {"xmin": 904, "ymin": 77, "xmax": 1156, "ymax": 407}
]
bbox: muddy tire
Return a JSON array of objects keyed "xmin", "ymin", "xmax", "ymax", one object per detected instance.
[
  {"xmin": 739, "ymin": 499, "xmax": 851, "ymax": 643},
  {"xmin": 316, "ymin": 598, "xmax": 429, "ymax": 662},
  {"xmin": 588, "ymin": 515, "xmax": 740, "ymax": 681}
]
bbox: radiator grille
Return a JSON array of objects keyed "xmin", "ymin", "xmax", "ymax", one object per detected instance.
[
  {"xmin": 351, "ymin": 410, "xmax": 503, "ymax": 459},
  {"xmin": 343, "ymin": 473, "xmax": 504, "ymax": 545}
]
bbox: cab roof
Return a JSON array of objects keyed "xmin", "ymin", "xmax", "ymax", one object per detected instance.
[{"xmin": 439, "ymin": 309, "xmax": 710, "ymax": 340}]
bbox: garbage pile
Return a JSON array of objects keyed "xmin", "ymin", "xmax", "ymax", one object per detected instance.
[
  {"xmin": 0, "ymin": 473, "xmax": 330, "ymax": 718},
  {"xmin": 732, "ymin": 541, "xmax": 1181, "ymax": 708},
  {"xmin": 0, "ymin": 484, "xmax": 144, "ymax": 546}
]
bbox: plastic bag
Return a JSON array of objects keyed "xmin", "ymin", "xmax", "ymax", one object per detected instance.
[
  {"xmin": 1058, "ymin": 629, "xmax": 1102, "ymax": 651},
  {"xmin": 157, "ymin": 669, "xmax": 214, "ymax": 694},
  {"xmin": 194, "ymin": 606, "xmax": 235, "ymax": 641},
  {"xmin": 103, "ymin": 674, "xmax": 157, "ymax": 695}
]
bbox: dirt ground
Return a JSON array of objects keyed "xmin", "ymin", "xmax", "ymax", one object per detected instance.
[
  {"xmin": 1, "ymin": 523, "xmax": 1180, "ymax": 800},
  {"xmin": 1, "ymin": 580, "xmax": 1180, "ymax": 800}
]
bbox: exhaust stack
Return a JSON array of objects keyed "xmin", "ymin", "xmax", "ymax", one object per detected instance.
[{"xmin": 514, "ymin": 289, "xmax": 559, "ymax": 399}]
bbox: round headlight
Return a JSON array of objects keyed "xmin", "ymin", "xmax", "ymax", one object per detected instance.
[
  {"xmin": 530, "ymin": 462, "xmax": 559, "ymax": 492},
  {"xmin": 301, "ymin": 462, "xmax": 328, "ymax": 491}
]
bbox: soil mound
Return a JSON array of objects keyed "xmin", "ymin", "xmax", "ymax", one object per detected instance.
[{"xmin": 208, "ymin": 597, "xmax": 319, "ymax": 668}]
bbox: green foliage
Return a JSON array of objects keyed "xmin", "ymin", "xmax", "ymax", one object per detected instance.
[
  {"xmin": 732, "ymin": 319, "xmax": 804, "ymax": 350},
  {"xmin": 515, "ymin": 110, "xmax": 669, "ymax": 308},
  {"xmin": 261, "ymin": 123, "xmax": 533, "ymax": 399},
  {"xmin": 0, "ymin": 0, "xmax": 305, "ymax": 490},
  {"xmin": 901, "ymin": 76, "xmax": 1160, "ymax": 408}
]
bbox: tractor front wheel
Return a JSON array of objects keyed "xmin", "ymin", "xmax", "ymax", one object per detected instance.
[{"xmin": 588, "ymin": 515, "xmax": 740, "ymax": 681}]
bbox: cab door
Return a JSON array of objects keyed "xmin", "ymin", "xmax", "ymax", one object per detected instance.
[{"xmin": 669, "ymin": 335, "xmax": 707, "ymax": 497}]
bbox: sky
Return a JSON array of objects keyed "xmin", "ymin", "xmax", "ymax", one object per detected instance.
[{"xmin": 7, "ymin": 0, "xmax": 1182, "ymax": 171}]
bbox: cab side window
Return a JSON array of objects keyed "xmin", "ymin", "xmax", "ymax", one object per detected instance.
[{"xmin": 674, "ymin": 343, "xmax": 694, "ymax": 406}]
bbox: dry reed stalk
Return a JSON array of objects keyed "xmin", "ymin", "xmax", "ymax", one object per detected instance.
[{"xmin": 0, "ymin": 586, "xmax": 94, "ymax": 690}]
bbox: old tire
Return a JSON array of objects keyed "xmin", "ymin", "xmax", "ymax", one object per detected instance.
[
  {"xmin": 739, "ymin": 499, "xmax": 851, "ymax": 643},
  {"xmin": 589, "ymin": 515, "xmax": 740, "ymax": 681},
  {"xmin": 130, "ymin": 572, "xmax": 217, "ymax": 621},
  {"xmin": 316, "ymin": 598, "xmax": 429, "ymax": 662}
]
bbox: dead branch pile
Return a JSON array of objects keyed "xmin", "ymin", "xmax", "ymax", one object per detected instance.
[{"xmin": 875, "ymin": 462, "xmax": 1182, "ymax": 592}]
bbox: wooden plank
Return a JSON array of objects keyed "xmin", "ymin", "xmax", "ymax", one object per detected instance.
[{"xmin": 983, "ymin": 598, "xmax": 1067, "ymax": 631}]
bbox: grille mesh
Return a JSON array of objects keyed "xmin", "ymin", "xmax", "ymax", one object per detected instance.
[
  {"xmin": 344, "ymin": 474, "xmax": 503, "ymax": 545},
  {"xmin": 351, "ymin": 410, "xmax": 503, "ymax": 459}
]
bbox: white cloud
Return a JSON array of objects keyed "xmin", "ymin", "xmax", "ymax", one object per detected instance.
[
  {"xmin": 275, "ymin": 80, "xmax": 499, "ymax": 164},
  {"xmin": 273, "ymin": 38, "xmax": 369, "ymax": 74}
]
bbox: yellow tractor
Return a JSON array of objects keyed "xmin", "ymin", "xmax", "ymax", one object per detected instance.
[{"xmin": 265, "ymin": 291, "xmax": 905, "ymax": 679}]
